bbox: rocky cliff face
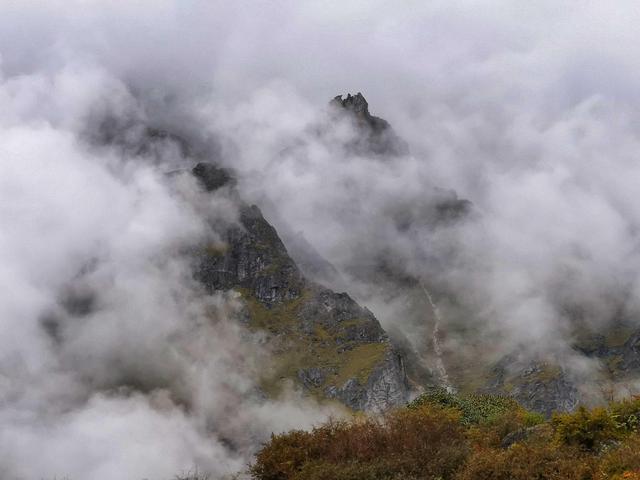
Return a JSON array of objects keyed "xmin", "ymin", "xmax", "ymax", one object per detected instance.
[
  {"xmin": 329, "ymin": 92, "xmax": 409, "ymax": 156},
  {"xmin": 573, "ymin": 322, "xmax": 640, "ymax": 376},
  {"xmin": 482, "ymin": 322, "xmax": 640, "ymax": 417},
  {"xmin": 483, "ymin": 354, "xmax": 579, "ymax": 417},
  {"xmin": 190, "ymin": 94, "xmax": 640, "ymax": 418},
  {"xmin": 322, "ymin": 93, "xmax": 597, "ymax": 417},
  {"xmin": 192, "ymin": 162, "xmax": 409, "ymax": 412},
  {"xmin": 87, "ymin": 94, "xmax": 640, "ymax": 419},
  {"xmin": 197, "ymin": 201, "xmax": 304, "ymax": 305}
]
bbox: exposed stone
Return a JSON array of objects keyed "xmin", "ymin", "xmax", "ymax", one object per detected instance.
[
  {"xmin": 196, "ymin": 202, "xmax": 304, "ymax": 305},
  {"xmin": 325, "ymin": 348, "xmax": 408, "ymax": 412},
  {"xmin": 573, "ymin": 325, "xmax": 640, "ymax": 377},
  {"xmin": 192, "ymin": 162, "xmax": 409, "ymax": 411},
  {"xmin": 298, "ymin": 367, "xmax": 335, "ymax": 389},
  {"xmin": 192, "ymin": 162, "xmax": 235, "ymax": 191},
  {"xmin": 297, "ymin": 289, "xmax": 386, "ymax": 343},
  {"xmin": 329, "ymin": 92, "xmax": 409, "ymax": 156},
  {"xmin": 485, "ymin": 354, "xmax": 579, "ymax": 417}
]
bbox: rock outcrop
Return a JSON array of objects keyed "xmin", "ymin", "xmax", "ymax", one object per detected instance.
[
  {"xmin": 192, "ymin": 162, "xmax": 235, "ymax": 192},
  {"xmin": 329, "ymin": 92, "xmax": 409, "ymax": 156},
  {"xmin": 197, "ymin": 201, "xmax": 304, "ymax": 305},
  {"xmin": 484, "ymin": 354, "xmax": 579, "ymax": 417},
  {"xmin": 192, "ymin": 162, "xmax": 408, "ymax": 412},
  {"xmin": 573, "ymin": 322, "xmax": 640, "ymax": 377},
  {"xmin": 325, "ymin": 348, "xmax": 408, "ymax": 411}
]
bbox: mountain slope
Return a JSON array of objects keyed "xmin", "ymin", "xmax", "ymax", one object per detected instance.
[{"xmin": 192, "ymin": 163, "xmax": 409, "ymax": 411}]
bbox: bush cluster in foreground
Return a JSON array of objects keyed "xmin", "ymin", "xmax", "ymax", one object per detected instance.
[{"xmin": 250, "ymin": 389, "xmax": 640, "ymax": 480}]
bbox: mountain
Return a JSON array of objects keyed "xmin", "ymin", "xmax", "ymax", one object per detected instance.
[
  {"xmin": 168, "ymin": 93, "xmax": 640, "ymax": 417},
  {"xmin": 250, "ymin": 388, "xmax": 640, "ymax": 480},
  {"xmin": 315, "ymin": 93, "xmax": 640, "ymax": 417},
  {"xmin": 329, "ymin": 92, "xmax": 409, "ymax": 156},
  {"xmin": 192, "ymin": 162, "xmax": 409, "ymax": 412}
]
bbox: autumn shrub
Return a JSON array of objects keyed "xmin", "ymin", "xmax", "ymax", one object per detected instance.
[
  {"xmin": 249, "ymin": 429, "xmax": 318, "ymax": 480},
  {"xmin": 408, "ymin": 388, "xmax": 527, "ymax": 426},
  {"xmin": 289, "ymin": 459, "xmax": 419, "ymax": 480},
  {"xmin": 250, "ymin": 404, "xmax": 469, "ymax": 480},
  {"xmin": 521, "ymin": 409, "xmax": 546, "ymax": 427},
  {"xmin": 465, "ymin": 409, "xmax": 543, "ymax": 449},
  {"xmin": 410, "ymin": 388, "xmax": 545, "ymax": 450},
  {"xmin": 553, "ymin": 406, "xmax": 619, "ymax": 451},
  {"xmin": 456, "ymin": 440, "xmax": 597, "ymax": 480},
  {"xmin": 610, "ymin": 396, "xmax": 640, "ymax": 433},
  {"xmin": 251, "ymin": 393, "xmax": 640, "ymax": 480},
  {"xmin": 598, "ymin": 433, "xmax": 640, "ymax": 479}
]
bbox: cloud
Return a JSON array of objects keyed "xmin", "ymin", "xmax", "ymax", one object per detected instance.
[
  {"xmin": 4, "ymin": 0, "xmax": 640, "ymax": 476},
  {"xmin": 0, "ymin": 61, "xmax": 333, "ymax": 479}
]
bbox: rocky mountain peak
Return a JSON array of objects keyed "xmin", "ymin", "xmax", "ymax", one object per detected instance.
[
  {"xmin": 331, "ymin": 92, "xmax": 371, "ymax": 117},
  {"xmin": 329, "ymin": 92, "xmax": 409, "ymax": 156},
  {"xmin": 191, "ymin": 162, "xmax": 409, "ymax": 411},
  {"xmin": 192, "ymin": 162, "xmax": 235, "ymax": 191}
]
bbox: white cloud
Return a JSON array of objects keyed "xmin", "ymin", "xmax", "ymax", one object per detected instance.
[{"xmin": 3, "ymin": 1, "xmax": 640, "ymax": 476}]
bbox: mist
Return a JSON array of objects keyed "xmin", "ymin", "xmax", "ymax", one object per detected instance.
[
  {"xmin": 0, "ymin": 48, "xmax": 332, "ymax": 480},
  {"xmin": 3, "ymin": 0, "xmax": 640, "ymax": 478}
]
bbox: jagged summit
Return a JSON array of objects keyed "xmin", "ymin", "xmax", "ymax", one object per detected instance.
[
  {"xmin": 192, "ymin": 162, "xmax": 235, "ymax": 191},
  {"xmin": 331, "ymin": 92, "xmax": 372, "ymax": 117},
  {"xmin": 329, "ymin": 92, "xmax": 409, "ymax": 156},
  {"xmin": 330, "ymin": 92, "xmax": 389, "ymax": 131}
]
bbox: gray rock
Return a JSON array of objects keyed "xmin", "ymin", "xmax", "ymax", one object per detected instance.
[
  {"xmin": 329, "ymin": 92, "xmax": 409, "ymax": 156},
  {"xmin": 297, "ymin": 288, "xmax": 386, "ymax": 343},
  {"xmin": 366, "ymin": 348, "xmax": 409, "ymax": 411},
  {"xmin": 192, "ymin": 162, "xmax": 235, "ymax": 191},
  {"xmin": 298, "ymin": 367, "xmax": 335, "ymax": 388},
  {"xmin": 196, "ymin": 202, "xmax": 304, "ymax": 305},
  {"xmin": 192, "ymin": 163, "xmax": 409, "ymax": 411},
  {"xmin": 485, "ymin": 354, "xmax": 578, "ymax": 417},
  {"xmin": 325, "ymin": 348, "xmax": 408, "ymax": 412},
  {"xmin": 575, "ymin": 327, "xmax": 640, "ymax": 376}
]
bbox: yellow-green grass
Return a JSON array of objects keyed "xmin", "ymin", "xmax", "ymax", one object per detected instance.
[{"xmin": 237, "ymin": 288, "xmax": 389, "ymax": 400}]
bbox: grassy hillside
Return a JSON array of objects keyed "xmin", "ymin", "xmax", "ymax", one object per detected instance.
[
  {"xmin": 238, "ymin": 287, "xmax": 392, "ymax": 407},
  {"xmin": 250, "ymin": 388, "xmax": 640, "ymax": 480}
]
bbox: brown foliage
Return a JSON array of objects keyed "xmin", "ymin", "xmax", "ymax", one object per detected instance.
[
  {"xmin": 598, "ymin": 433, "xmax": 640, "ymax": 479},
  {"xmin": 457, "ymin": 441, "xmax": 597, "ymax": 480},
  {"xmin": 250, "ymin": 395, "xmax": 640, "ymax": 480},
  {"xmin": 250, "ymin": 405, "xmax": 467, "ymax": 480},
  {"xmin": 553, "ymin": 406, "xmax": 619, "ymax": 451}
]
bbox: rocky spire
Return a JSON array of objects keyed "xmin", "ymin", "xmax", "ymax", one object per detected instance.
[
  {"xmin": 331, "ymin": 92, "xmax": 371, "ymax": 117},
  {"xmin": 329, "ymin": 92, "xmax": 409, "ymax": 156}
]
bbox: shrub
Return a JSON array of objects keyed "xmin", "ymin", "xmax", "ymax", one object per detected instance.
[
  {"xmin": 250, "ymin": 429, "xmax": 317, "ymax": 480},
  {"xmin": 553, "ymin": 406, "xmax": 618, "ymax": 451},
  {"xmin": 456, "ymin": 442, "xmax": 597, "ymax": 480},
  {"xmin": 521, "ymin": 410, "xmax": 546, "ymax": 427},
  {"xmin": 610, "ymin": 397, "xmax": 640, "ymax": 433},
  {"xmin": 598, "ymin": 433, "xmax": 640, "ymax": 479},
  {"xmin": 251, "ymin": 393, "xmax": 640, "ymax": 480},
  {"xmin": 250, "ymin": 405, "xmax": 468, "ymax": 480},
  {"xmin": 291, "ymin": 460, "xmax": 416, "ymax": 480},
  {"xmin": 408, "ymin": 388, "xmax": 525, "ymax": 426}
]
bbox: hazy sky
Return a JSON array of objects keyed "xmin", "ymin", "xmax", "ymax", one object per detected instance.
[{"xmin": 3, "ymin": 1, "xmax": 640, "ymax": 478}]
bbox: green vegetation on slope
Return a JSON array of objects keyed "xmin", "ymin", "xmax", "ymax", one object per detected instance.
[
  {"xmin": 203, "ymin": 242, "xmax": 229, "ymax": 257},
  {"xmin": 408, "ymin": 387, "xmax": 544, "ymax": 426},
  {"xmin": 572, "ymin": 321, "xmax": 636, "ymax": 352},
  {"xmin": 238, "ymin": 288, "xmax": 388, "ymax": 401},
  {"xmin": 251, "ymin": 392, "xmax": 640, "ymax": 480}
]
